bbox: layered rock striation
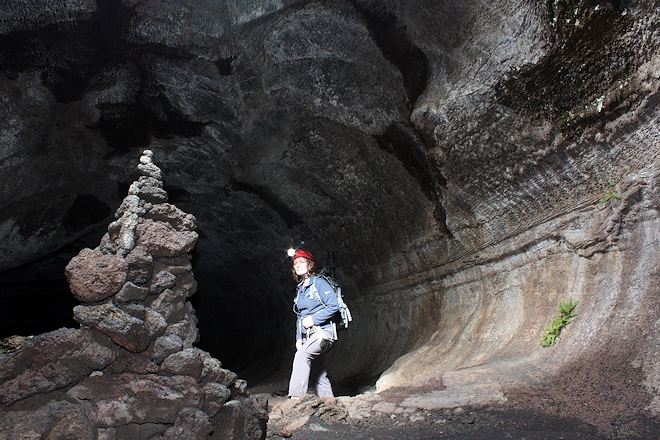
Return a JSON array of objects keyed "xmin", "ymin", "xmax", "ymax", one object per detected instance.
[{"xmin": 0, "ymin": 152, "xmax": 267, "ymax": 440}]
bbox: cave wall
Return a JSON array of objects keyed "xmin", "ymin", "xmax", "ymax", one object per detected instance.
[
  {"xmin": 0, "ymin": 0, "xmax": 439, "ymax": 383},
  {"xmin": 1, "ymin": 0, "xmax": 659, "ymax": 413}
]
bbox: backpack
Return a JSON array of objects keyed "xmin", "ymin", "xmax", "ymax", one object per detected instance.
[
  {"xmin": 310, "ymin": 274, "xmax": 353, "ymax": 331},
  {"xmin": 294, "ymin": 273, "xmax": 353, "ymax": 336}
]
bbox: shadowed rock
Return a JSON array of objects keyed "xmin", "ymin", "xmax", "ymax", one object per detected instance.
[
  {"xmin": 67, "ymin": 373, "xmax": 203, "ymax": 427},
  {"xmin": 73, "ymin": 303, "xmax": 167, "ymax": 353},
  {"xmin": 162, "ymin": 407, "xmax": 213, "ymax": 440},
  {"xmin": 0, "ymin": 400, "xmax": 96, "ymax": 440},
  {"xmin": 0, "ymin": 328, "xmax": 115, "ymax": 405}
]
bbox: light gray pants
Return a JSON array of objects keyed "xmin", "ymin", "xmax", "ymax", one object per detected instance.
[{"xmin": 288, "ymin": 335, "xmax": 334, "ymax": 398}]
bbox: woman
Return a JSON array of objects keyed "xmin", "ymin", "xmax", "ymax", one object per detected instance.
[{"xmin": 288, "ymin": 249, "xmax": 340, "ymax": 399}]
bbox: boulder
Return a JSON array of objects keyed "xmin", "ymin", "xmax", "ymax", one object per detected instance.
[
  {"xmin": 166, "ymin": 316, "xmax": 200, "ymax": 349},
  {"xmin": 148, "ymin": 288, "xmax": 189, "ymax": 323},
  {"xmin": 138, "ymin": 185, "xmax": 169, "ymax": 203},
  {"xmin": 201, "ymin": 355, "xmax": 238, "ymax": 388},
  {"xmin": 145, "ymin": 203, "xmax": 197, "ymax": 231},
  {"xmin": 161, "ymin": 348, "xmax": 205, "ymax": 381},
  {"xmin": 137, "ymin": 162, "xmax": 163, "ymax": 180},
  {"xmin": 152, "ymin": 334, "xmax": 184, "ymax": 365},
  {"xmin": 115, "ymin": 194, "xmax": 145, "ymax": 218},
  {"xmin": 104, "ymin": 350, "xmax": 160, "ymax": 375},
  {"xmin": 116, "ymin": 212, "xmax": 139, "ymax": 257},
  {"xmin": 202, "ymin": 383, "xmax": 232, "ymax": 417},
  {"xmin": 173, "ymin": 270, "xmax": 198, "ymax": 297},
  {"xmin": 153, "ymin": 254, "xmax": 193, "ymax": 276},
  {"xmin": 65, "ymin": 248, "xmax": 128, "ymax": 303},
  {"xmin": 210, "ymin": 396, "xmax": 269, "ymax": 440},
  {"xmin": 139, "ymin": 175, "xmax": 162, "ymax": 188},
  {"xmin": 150, "ymin": 270, "xmax": 177, "ymax": 295}
]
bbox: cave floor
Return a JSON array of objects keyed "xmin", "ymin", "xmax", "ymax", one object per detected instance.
[
  {"xmin": 266, "ymin": 404, "xmax": 603, "ymax": 440},
  {"xmin": 283, "ymin": 409, "xmax": 601, "ymax": 440},
  {"xmin": 250, "ymin": 382, "xmax": 602, "ymax": 440},
  {"xmin": 250, "ymin": 377, "xmax": 658, "ymax": 440}
]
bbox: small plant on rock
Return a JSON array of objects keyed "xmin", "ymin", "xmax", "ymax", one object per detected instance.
[
  {"xmin": 541, "ymin": 297, "xmax": 579, "ymax": 347},
  {"xmin": 597, "ymin": 178, "xmax": 622, "ymax": 206}
]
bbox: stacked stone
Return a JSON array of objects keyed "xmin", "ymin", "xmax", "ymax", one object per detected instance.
[
  {"xmin": 67, "ymin": 149, "xmax": 200, "ymax": 354},
  {"xmin": 0, "ymin": 151, "xmax": 267, "ymax": 440}
]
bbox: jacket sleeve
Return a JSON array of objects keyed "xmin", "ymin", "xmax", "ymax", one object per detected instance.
[{"xmin": 311, "ymin": 278, "xmax": 340, "ymax": 326}]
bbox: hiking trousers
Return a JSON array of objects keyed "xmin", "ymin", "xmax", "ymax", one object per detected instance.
[{"xmin": 288, "ymin": 335, "xmax": 334, "ymax": 398}]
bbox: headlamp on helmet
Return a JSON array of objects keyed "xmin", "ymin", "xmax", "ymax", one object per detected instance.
[{"xmin": 290, "ymin": 249, "xmax": 315, "ymax": 264}]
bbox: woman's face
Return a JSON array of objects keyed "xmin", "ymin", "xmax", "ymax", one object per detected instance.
[{"xmin": 293, "ymin": 257, "xmax": 309, "ymax": 276}]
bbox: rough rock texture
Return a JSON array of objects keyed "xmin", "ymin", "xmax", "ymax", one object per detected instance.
[
  {"xmin": 0, "ymin": 400, "xmax": 97, "ymax": 440},
  {"xmin": 67, "ymin": 373, "xmax": 203, "ymax": 427},
  {"xmin": 0, "ymin": 1, "xmax": 659, "ymax": 439},
  {"xmin": 0, "ymin": 328, "xmax": 115, "ymax": 405},
  {"xmin": 0, "ymin": 155, "xmax": 267, "ymax": 439},
  {"xmin": 65, "ymin": 249, "xmax": 128, "ymax": 302},
  {"xmin": 73, "ymin": 303, "xmax": 167, "ymax": 353}
]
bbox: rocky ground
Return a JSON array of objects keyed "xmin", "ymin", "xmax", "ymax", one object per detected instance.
[
  {"xmin": 271, "ymin": 410, "xmax": 600, "ymax": 440},
  {"xmin": 252, "ymin": 376, "xmax": 659, "ymax": 440}
]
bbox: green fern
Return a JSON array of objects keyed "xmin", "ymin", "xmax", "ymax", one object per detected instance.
[
  {"xmin": 541, "ymin": 297, "xmax": 579, "ymax": 347},
  {"xmin": 597, "ymin": 178, "xmax": 622, "ymax": 206}
]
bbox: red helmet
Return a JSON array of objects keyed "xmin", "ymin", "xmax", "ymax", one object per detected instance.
[{"xmin": 291, "ymin": 249, "xmax": 315, "ymax": 264}]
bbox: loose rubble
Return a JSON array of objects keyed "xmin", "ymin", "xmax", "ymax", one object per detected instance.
[{"xmin": 0, "ymin": 151, "xmax": 268, "ymax": 440}]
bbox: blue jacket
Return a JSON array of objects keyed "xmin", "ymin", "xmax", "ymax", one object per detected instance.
[{"xmin": 294, "ymin": 275, "xmax": 340, "ymax": 340}]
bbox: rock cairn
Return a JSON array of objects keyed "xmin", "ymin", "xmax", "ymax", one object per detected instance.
[
  {"xmin": 68, "ymin": 149, "xmax": 200, "ymax": 353},
  {"xmin": 0, "ymin": 151, "xmax": 267, "ymax": 440}
]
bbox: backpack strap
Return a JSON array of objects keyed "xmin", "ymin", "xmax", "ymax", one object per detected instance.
[
  {"xmin": 293, "ymin": 276, "xmax": 325, "ymax": 314},
  {"xmin": 309, "ymin": 277, "xmax": 326, "ymax": 307}
]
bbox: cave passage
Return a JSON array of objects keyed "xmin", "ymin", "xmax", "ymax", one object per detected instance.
[{"xmin": 1, "ymin": 3, "xmax": 660, "ymax": 435}]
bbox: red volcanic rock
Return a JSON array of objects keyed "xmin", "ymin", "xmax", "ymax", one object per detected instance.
[
  {"xmin": 0, "ymin": 401, "xmax": 96, "ymax": 440},
  {"xmin": 202, "ymin": 383, "xmax": 231, "ymax": 417},
  {"xmin": 73, "ymin": 303, "xmax": 166, "ymax": 353},
  {"xmin": 160, "ymin": 348, "xmax": 205, "ymax": 381},
  {"xmin": 65, "ymin": 248, "xmax": 128, "ymax": 303},
  {"xmin": 135, "ymin": 219, "xmax": 198, "ymax": 257},
  {"xmin": 0, "ymin": 328, "xmax": 115, "ymax": 405},
  {"xmin": 145, "ymin": 203, "xmax": 197, "ymax": 231},
  {"xmin": 67, "ymin": 373, "xmax": 202, "ymax": 427},
  {"xmin": 163, "ymin": 408, "xmax": 212, "ymax": 439},
  {"xmin": 125, "ymin": 245, "xmax": 154, "ymax": 285}
]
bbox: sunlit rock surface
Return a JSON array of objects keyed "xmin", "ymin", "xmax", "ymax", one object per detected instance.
[{"xmin": 1, "ymin": 0, "xmax": 660, "ymax": 437}]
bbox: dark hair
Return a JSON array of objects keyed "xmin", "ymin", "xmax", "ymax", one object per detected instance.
[{"xmin": 292, "ymin": 257, "xmax": 316, "ymax": 282}]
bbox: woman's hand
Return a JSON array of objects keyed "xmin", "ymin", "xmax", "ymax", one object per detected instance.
[
  {"xmin": 302, "ymin": 315, "xmax": 315, "ymax": 329},
  {"xmin": 296, "ymin": 339, "xmax": 303, "ymax": 351}
]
